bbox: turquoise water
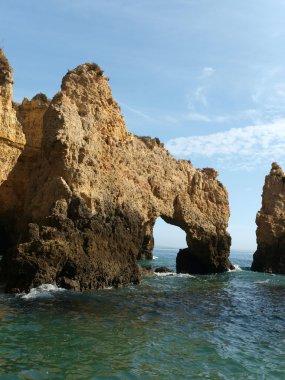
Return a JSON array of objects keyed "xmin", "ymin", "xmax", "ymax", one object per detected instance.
[{"xmin": 0, "ymin": 249, "xmax": 284, "ymax": 379}]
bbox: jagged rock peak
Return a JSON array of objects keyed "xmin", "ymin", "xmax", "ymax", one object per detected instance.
[
  {"xmin": 0, "ymin": 49, "xmax": 25, "ymax": 185},
  {"xmin": 57, "ymin": 62, "xmax": 128, "ymax": 141},
  {"xmin": 251, "ymin": 162, "xmax": 285, "ymax": 274},
  {"xmin": 0, "ymin": 49, "xmax": 13, "ymax": 100},
  {"xmin": 270, "ymin": 162, "xmax": 284, "ymax": 176}
]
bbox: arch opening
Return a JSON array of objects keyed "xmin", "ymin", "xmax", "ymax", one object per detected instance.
[
  {"xmin": 153, "ymin": 216, "xmax": 187, "ymax": 250},
  {"xmin": 141, "ymin": 216, "xmax": 187, "ymax": 273}
]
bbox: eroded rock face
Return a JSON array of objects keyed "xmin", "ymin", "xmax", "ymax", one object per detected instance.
[
  {"xmin": 0, "ymin": 59, "xmax": 231, "ymax": 292},
  {"xmin": 252, "ymin": 162, "xmax": 285, "ymax": 274},
  {"xmin": 0, "ymin": 93, "xmax": 50, "ymax": 255},
  {"xmin": 0, "ymin": 49, "xmax": 25, "ymax": 185}
]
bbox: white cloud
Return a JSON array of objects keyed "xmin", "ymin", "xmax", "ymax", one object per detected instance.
[
  {"xmin": 201, "ymin": 67, "xmax": 215, "ymax": 78},
  {"xmin": 166, "ymin": 119, "xmax": 285, "ymax": 170}
]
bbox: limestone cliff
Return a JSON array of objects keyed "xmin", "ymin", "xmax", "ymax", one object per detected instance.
[
  {"xmin": 252, "ymin": 162, "xmax": 285, "ymax": 274},
  {"xmin": 0, "ymin": 59, "xmax": 231, "ymax": 293},
  {"xmin": 0, "ymin": 49, "xmax": 25, "ymax": 185},
  {"xmin": 0, "ymin": 94, "xmax": 50, "ymax": 254}
]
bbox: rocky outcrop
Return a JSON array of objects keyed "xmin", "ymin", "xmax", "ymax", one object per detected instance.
[
  {"xmin": 252, "ymin": 162, "xmax": 285, "ymax": 274},
  {"xmin": 176, "ymin": 232, "xmax": 230, "ymax": 274},
  {"xmin": 0, "ymin": 57, "xmax": 231, "ymax": 293},
  {"xmin": 0, "ymin": 49, "xmax": 25, "ymax": 185}
]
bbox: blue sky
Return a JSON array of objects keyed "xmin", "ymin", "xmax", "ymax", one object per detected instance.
[{"xmin": 1, "ymin": 0, "xmax": 285, "ymax": 251}]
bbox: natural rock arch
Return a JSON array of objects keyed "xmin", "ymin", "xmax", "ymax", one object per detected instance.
[{"xmin": 0, "ymin": 54, "xmax": 231, "ymax": 292}]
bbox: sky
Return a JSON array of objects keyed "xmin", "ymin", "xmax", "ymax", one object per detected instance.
[{"xmin": 1, "ymin": 0, "xmax": 285, "ymax": 251}]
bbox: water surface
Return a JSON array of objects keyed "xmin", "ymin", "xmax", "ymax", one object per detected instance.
[{"xmin": 0, "ymin": 249, "xmax": 284, "ymax": 379}]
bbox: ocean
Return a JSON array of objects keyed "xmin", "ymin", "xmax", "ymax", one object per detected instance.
[{"xmin": 0, "ymin": 249, "xmax": 284, "ymax": 379}]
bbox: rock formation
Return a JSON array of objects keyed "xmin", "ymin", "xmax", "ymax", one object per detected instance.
[
  {"xmin": 252, "ymin": 162, "xmax": 285, "ymax": 274},
  {"xmin": 0, "ymin": 93, "xmax": 50, "ymax": 255},
  {"xmin": 0, "ymin": 49, "xmax": 25, "ymax": 185},
  {"xmin": 0, "ymin": 53, "xmax": 231, "ymax": 293}
]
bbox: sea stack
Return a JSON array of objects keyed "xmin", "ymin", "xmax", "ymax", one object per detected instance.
[
  {"xmin": 251, "ymin": 162, "xmax": 285, "ymax": 274},
  {"xmin": 0, "ymin": 52, "xmax": 232, "ymax": 292}
]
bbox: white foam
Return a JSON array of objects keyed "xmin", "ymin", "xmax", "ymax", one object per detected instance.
[
  {"xmin": 228, "ymin": 264, "xmax": 242, "ymax": 272},
  {"xmin": 255, "ymin": 279, "xmax": 270, "ymax": 284},
  {"xmin": 18, "ymin": 284, "xmax": 66, "ymax": 300},
  {"xmin": 154, "ymin": 272, "xmax": 195, "ymax": 278},
  {"xmin": 153, "ymin": 256, "xmax": 158, "ymax": 260}
]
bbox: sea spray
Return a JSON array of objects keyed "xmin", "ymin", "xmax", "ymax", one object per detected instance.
[{"xmin": 18, "ymin": 284, "xmax": 66, "ymax": 300}]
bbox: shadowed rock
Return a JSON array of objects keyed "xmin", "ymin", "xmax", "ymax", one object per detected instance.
[
  {"xmin": 252, "ymin": 162, "xmax": 285, "ymax": 274},
  {"xmin": 177, "ymin": 233, "xmax": 231, "ymax": 275}
]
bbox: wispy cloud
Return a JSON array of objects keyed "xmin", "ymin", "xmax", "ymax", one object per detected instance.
[
  {"xmin": 121, "ymin": 103, "xmax": 182, "ymax": 127},
  {"xmin": 185, "ymin": 112, "xmax": 211, "ymax": 122},
  {"xmin": 184, "ymin": 112, "xmax": 229, "ymax": 123},
  {"xmin": 120, "ymin": 103, "xmax": 154, "ymax": 121},
  {"xmin": 186, "ymin": 66, "xmax": 216, "ymax": 111},
  {"xmin": 250, "ymin": 66, "xmax": 285, "ymax": 122},
  {"xmin": 200, "ymin": 66, "xmax": 215, "ymax": 79},
  {"xmin": 193, "ymin": 86, "xmax": 208, "ymax": 107},
  {"xmin": 166, "ymin": 119, "xmax": 285, "ymax": 170}
]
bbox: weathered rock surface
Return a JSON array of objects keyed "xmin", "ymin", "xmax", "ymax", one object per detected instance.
[
  {"xmin": 0, "ymin": 94, "xmax": 50, "ymax": 256},
  {"xmin": 0, "ymin": 57, "xmax": 231, "ymax": 293},
  {"xmin": 0, "ymin": 49, "xmax": 25, "ymax": 185},
  {"xmin": 252, "ymin": 162, "xmax": 285, "ymax": 274}
]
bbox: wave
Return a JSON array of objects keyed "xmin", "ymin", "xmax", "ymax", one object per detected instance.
[
  {"xmin": 153, "ymin": 256, "xmax": 158, "ymax": 260},
  {"xmin": 228, "ymin": 264, "xmax": 242, "ymax": 272},
  {"xmin": 254, "ymin": 279, "xmax": 270, "ymax": 284},
  {"xmin": 18, "ymin": 284, "xmax": 66, "ymax": 300},
  {"xmin": 154, "ymin": 272, "xmax": 195, "ymax": 278}
]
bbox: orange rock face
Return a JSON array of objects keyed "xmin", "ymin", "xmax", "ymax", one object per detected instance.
[
  {"xmin": 252, "ymin": 162, "xmax": 285, "ymax": 273},
  {"xmin": 0, "ymin": 49, "xmax": 25, "ymax": 185},
  {"xmin": 0, "ymin": 57, "xmax": 231, "ymax": 293}
]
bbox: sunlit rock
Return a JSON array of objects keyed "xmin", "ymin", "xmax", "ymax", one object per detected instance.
[
  {"xmin": 0, "ymin": 58, "xmax": 231, "ymax": 292},
  {"xmin": 0, "ymin": 49, "xmax": 25, "ymax": 185}
]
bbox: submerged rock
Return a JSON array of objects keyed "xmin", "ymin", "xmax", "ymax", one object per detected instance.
[
  {"xmin": 251, "ymin": 163, "xmax": 285, "ymax": 274},
  {"xmin": 154, "ymin": 266, "xmax": 173, "ymax": 273},
  {"xmin": 0, "ymin": 54, "xmax": 231, "ymax": 293}
]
